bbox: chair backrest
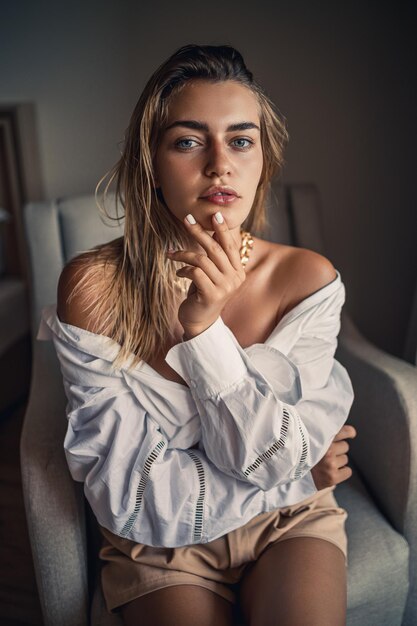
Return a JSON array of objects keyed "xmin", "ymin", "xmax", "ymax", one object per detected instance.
[
  {"xmin": 23, "ymin": 193, "xmax": 123, "ymax": 333},
  {"xmin": 23, "ymin": 182, "xmax": 324, "ymax": 333},
  {"xmin": 260, "ymin": 182, "xmax": 326, "ymax": 255}
]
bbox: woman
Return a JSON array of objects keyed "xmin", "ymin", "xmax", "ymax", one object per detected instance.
[{"xmin": 41, "ymin": 44, "xmax": 356, "ymax": 625}]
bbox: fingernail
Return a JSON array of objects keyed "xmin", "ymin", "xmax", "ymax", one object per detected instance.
[
  {"xmin": 214, "ymin": 211, "xmax": 224, "ymax": 224},
  {"xmin": 185, "ymin": 213, "xmax": 196, "ymax": 224}
]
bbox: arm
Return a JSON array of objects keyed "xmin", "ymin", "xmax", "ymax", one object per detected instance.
[
  {"xmin": 164, "ymin": 212, "xmax": 354, "ymax": 492},
  {"xmin": 165, "ymin": 283, "xmax": 354, "ymax": 492},
  {"xmin": 52, "ymin": 242, "xmax": 350, "ymax": 548},
  {"xmin": 50, "ymin": 261, "xmax": 318, "ymax": 548},
  {"xmin": 55, "ymin": 332, "xmax": 318, "ymax": 548}
]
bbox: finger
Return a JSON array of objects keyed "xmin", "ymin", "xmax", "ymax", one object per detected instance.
[
  {"xmin": 338, "ymin": 424, "xmax": 356, "ymax": 438},
  {"xmin": 167, "ymin": 250, "xmax": 223, "ymax": 285},
  {"xmin": 336, "ymin": 454, "xmax": 349, "ymax": 468},
  {"xmin": 328, "ymin": 465, "xmax": 353, "ymax": 487},
  {"xmin": 329, "ymin": 440, "xmax": 349, "ymax": 455},
  {"xmin": 175, "ymin": 264, "xmax": 216, "ymax": 296},
  {"xmin": 333, "ymin": 424, "xmax": 357, "ymax": 441},
  {"xmin": 210, "ymin": 211, "xmax": 244, "ymax": 272},
  {"xmin": 337, "ymin": 466, "xmax": 353, "ymax": 483},
  {"xmin": 183, "ymin": 213, "xmax": 238, "ymax": 275}
]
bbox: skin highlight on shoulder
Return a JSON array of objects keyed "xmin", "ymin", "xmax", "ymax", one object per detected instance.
[
  {"xmin": 279, "ymin": 248, "xmax": 338, "ymax": 318},
  {"xmin": 57, "ymin": 250, "xmax": 117, "ymax": 336}
]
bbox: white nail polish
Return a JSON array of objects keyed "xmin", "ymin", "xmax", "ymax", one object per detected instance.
[
  {"xmin": 186, "ymin": 213, "xmax": 196, "ymax": 224},
  {"xmin": 214, "ymin": 211, "xmax": 224, "ymax": 224}
]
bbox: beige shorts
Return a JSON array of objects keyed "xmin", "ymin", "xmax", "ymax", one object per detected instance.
[{"xmin": 98, "ymin": 485, "xmax": 348, "ymax": 613}]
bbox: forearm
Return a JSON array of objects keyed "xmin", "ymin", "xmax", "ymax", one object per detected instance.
[{"xmin": 167, "ymin": 317, "xmax": 354, "ymax": 491}]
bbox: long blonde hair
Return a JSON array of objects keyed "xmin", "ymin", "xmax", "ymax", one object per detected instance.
[{"xmin": 70, "ymin": 44, "xmax": 289, "ymax": 369}]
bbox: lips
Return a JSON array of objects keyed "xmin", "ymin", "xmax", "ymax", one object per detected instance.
[
  {"xmin": 205, "ymin": 192, "xmax": 233, "ymax": 199},
  {"xmin": 200, "ymin": 194, "xmax": 239, "ymax": 206},
  {"xmin": 200, "ymin": 185, "xmax": 239, "ymax": 198}
]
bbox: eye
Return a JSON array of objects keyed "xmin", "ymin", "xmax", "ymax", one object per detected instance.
[
  {"xmin": 173, "ymin": 136, "xmax": 255, "ymax": 152},
  {"xmin": 231, "ymin": 138, "xmax": 254, "ymax": 150},
  {"xmin": 175, "ymin": 138, "xmax": 200, "ymax": 151}
]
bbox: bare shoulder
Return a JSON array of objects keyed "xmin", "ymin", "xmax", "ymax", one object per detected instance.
[
  {"xmin": 57, "ymin": 247, "xmax": 117, "ymax": 334},
  {"xmin": 279, "ymin": 246, "xmax": 337, "ymax": 316}
]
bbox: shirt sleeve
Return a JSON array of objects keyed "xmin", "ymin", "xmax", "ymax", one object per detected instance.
[
  {"xmin": 41, "ymin": 307, "xmax": 321, "ymax": 549},
  {"xmin": 60, "ymin": 359, "xmax": 317, "ymax": 548},
  {"xmin": 164, "ymin": 284, "xmax": 355, "ymax": 492}
]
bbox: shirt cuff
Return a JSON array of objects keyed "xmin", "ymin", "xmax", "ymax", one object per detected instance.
[{"xmin": 165, "ymin": 316, "xmax": 248, "ymax": 399}]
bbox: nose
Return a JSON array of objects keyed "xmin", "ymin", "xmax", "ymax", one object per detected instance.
[{"xmin": 204, "ymin": 142, "xmax": 232, "ymax": 178}]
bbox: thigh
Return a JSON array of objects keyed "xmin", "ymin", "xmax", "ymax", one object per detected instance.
[
  {"xmin": 239, "ymin": 536, "xmax": 347, "ymax": 626},
  {"xmin": 120, "ymin": 584, "xmax": 235, "ymax": 626}
]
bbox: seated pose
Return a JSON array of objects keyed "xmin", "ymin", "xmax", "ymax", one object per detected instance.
[{"xmin": 40, "ymin": 44, "xmax": 357, "ymax": 626}]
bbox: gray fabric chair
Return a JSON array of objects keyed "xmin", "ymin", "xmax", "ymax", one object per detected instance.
[{"xmin": 20, "ymin": 184, "xmax": 417, "ymax": 625}]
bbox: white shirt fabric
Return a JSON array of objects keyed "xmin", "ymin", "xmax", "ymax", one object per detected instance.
[{"xmin": 38, "ymin": 268, "xmax": 354, "ymax": 548}]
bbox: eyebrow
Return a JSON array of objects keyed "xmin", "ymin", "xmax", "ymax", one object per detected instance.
[{"xmin": 164, "ymin": 120, "xmax": 261, "ymax": 133}]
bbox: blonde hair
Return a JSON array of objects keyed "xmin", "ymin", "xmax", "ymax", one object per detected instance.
[{"xmin": 70, "ymin": 44, "xmax": 289, "ymax": 369}]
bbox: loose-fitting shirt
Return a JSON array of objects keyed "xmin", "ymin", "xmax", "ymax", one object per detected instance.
[{"xmin": 38, "ymin": 269, "xmax": 354, "ymax": 547}]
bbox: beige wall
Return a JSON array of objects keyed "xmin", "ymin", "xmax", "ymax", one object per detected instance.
[{"xmin": 1, "ymin": 0, "xmax": 415, "ymax": 358}]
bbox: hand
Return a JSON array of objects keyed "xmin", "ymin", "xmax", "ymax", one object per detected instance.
[
  {"xmin": 166, "ymin": 212, "xmax": 246, "ymax": 338},
  {"xmin": 311, "ymin": 424, "xmax": 357, "ymax": 490}
]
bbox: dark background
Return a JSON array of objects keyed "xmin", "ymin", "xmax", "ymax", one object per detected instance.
[{"xmin": 1, "ymin": 0, "xmax": 416, "ymax": 358}]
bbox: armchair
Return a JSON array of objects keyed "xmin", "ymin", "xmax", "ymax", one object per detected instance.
[{"xmin": 20, "ymin": 185, "xmax": 416, "ymax": 625}]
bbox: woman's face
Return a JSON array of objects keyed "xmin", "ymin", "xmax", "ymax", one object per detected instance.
[{"xmin": 154, "ymin": 79, "xmax": 264, "ymax": 237}]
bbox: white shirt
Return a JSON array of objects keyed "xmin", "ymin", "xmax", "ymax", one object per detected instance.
[{"xmin": 38, "ymin": 269, "xmax": 354, "ymax": 548}]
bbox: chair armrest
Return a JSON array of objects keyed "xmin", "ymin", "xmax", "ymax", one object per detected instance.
[
  {"xmin": 20, "ymin": 340, "xmax": 89, "ymax": 626},
  {"xmin": 337, "ymin": 310, "xmax": 417, "ymax": 625},
  {"xmin": 337, "ymin": 310, "xmax": 417, "ymax": 534}
]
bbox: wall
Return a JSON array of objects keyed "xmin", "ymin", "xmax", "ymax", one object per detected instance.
[
  {"xmin": 1, "ymin": 0, "xmax": 415, "ymax": 358},
  {"xmin": 0, "ymin": 1, "xmax": 134, "ymax": 197}
]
